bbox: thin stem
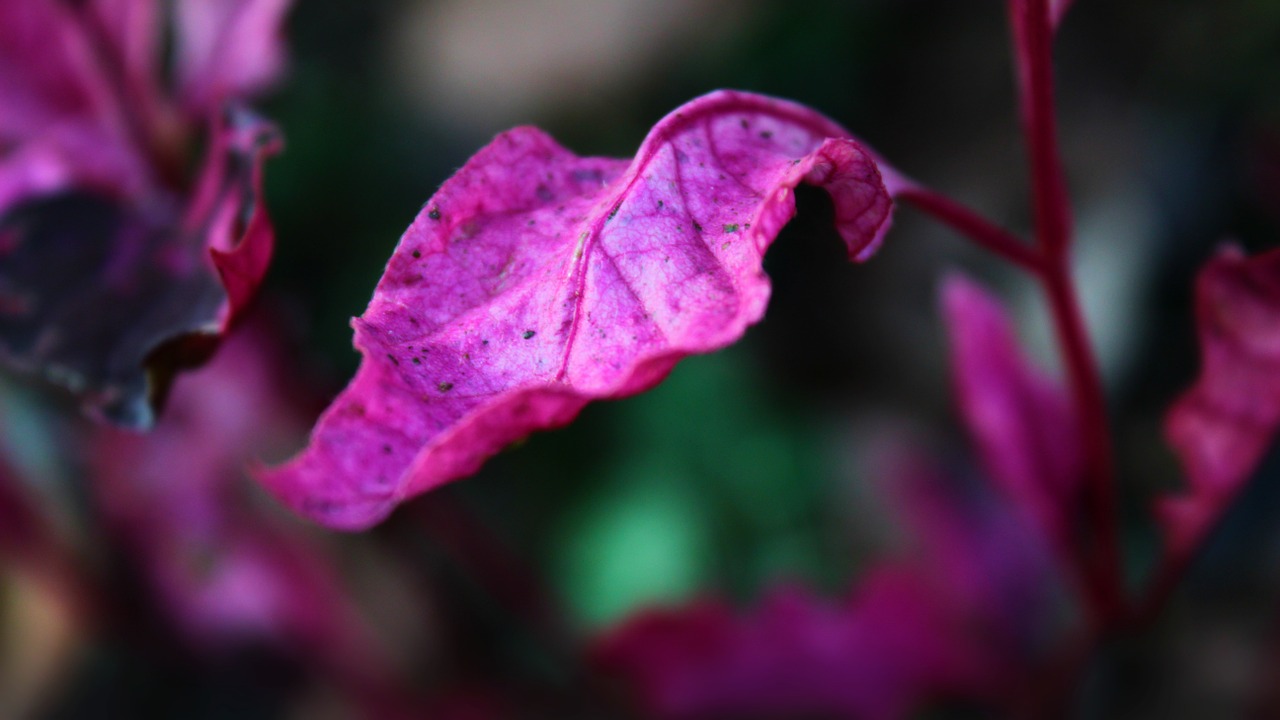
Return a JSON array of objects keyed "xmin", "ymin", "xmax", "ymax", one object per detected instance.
[
  {"xmin": 896, "ymin": 185, "xmax": 1044, "ymax": 273},
  {"xmin": 1008, "ymin": 0, "xmax": 1125, "ymax": 623},
  {"xmin": 1009, "ymin": 0, "xmax": 1073, "ymax": 256},
  {"xmin": 1042, "ymin": 263, "xmax": 1124, "ymax": 620}
]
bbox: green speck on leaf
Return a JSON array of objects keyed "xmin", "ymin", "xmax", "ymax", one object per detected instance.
[
  {"xmin": 523, "ymin": 330, "xmax": 537, "ymax": 339},
  {"xmin": 723, "ymin": 224, "xmax": 739, "ymax": 233}
]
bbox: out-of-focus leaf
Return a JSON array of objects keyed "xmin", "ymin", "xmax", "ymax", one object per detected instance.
[
  {"xmin": 175, "ymin": 0, "xmax": 293, "ymax": 116},
  {"xmin": 86, "ymin": 316, "xmax": 421, "ymax": 714},
  {"xmin": 266, "ymin": 90, "xmax": 893, "ymax": 530},
  {"xmin": 869, "ymin": 444, "xmax": 1062, "ymax": 663},
  {"xmin": 1161, "ymin": 246, "xmax": 1280, "ymax": 558},
  {"xmin": 0, "ymin": 114, "xmax": 279, "ymax": 427},
  {"xmin": 942, "ymin": 275, "xmax": 1083, "ymax": 565},
  {"xmin": 593, "ymin": 571, "xmax": 992, "ymax": 720},
  {"xmin": 0, "ymin": 0, "xmax": 289, "ymax": 428}
]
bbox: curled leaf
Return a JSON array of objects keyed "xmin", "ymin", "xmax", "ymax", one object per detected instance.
[
  {"xmin": 267, "ymin": 90, "xmax": 893, "ymax": 529},
  {"xmin": 1160, "ymin": 246, "xmax": 1280, "ymax": 557}
]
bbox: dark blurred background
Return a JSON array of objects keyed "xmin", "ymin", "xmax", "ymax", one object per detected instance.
[{"xmin": 5, "ymin": 0, "xmax": 1280, "ymax": 717}]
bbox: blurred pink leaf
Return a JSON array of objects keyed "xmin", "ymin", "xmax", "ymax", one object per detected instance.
[
  {"xmin": 0, "ymin": 0, "xmax": 289, "ymax": 427},
  {"xmin": 175, "ymin": 0, "xmax": 292, "ymax": 115},
  {"xmin": 87, "ymin": 316, "xmax": 419, "ymax": 712},
  {"xmin": 881, "ymin": 456, "xmax": 1065, "ymax": 674},
  {"xmin": 1160, "ymin": 246, "xmax": 1280, "ymax": 557},
  {"xmin": 594, "ymin": 571, "xmax": 992, "ymax": 720},
  {"xmin": 1049, "ymin": 0, "xmax": 1075, "ymax": 30},
  {"xmin": 942, "ymin": 275, "xmax": 1083, "ymax": 564},
  {"xmin": 266, "ymin": 90, "xmax": 893, "ymax": 530}
]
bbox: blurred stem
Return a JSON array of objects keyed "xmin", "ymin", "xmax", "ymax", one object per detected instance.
[
  {"xmin": 895, "ymin": 185, "xmax": 1043, "ymax": 272},
  {"xmin": 1007, "ymin": 0, "xmax": 1125, "ymax": 625}
]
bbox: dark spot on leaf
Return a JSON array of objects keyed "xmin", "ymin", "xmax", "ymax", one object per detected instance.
[
  {"xmin": 428, "ymin": 207, "xmax": 441, "ymax": 220},
  {"xmin": 411, "ymin": 357, "xmax": 421, "ymax": 365},
  {"xmin": 387, "ymin": 354, "xmax": 399, "ymax": 366},
  {"xmin": 760, "ymin": 131, "xmax": 773, "ymax": 139},
  {"xmin": 657, "ymin": 200, "xmax": 664, "ymax": 209},
  {"xmin": 740, "ymin": 119, "xmax": 749, "ymax": 129},
  {"xmin": 693, "ymin": 222, "xmax": 703, "ymax": 233},
  {"xmin": 523, "ymin": 330, "xmax": 536, "ymax": 339},
  {"xmin": 482, "ymin": 339, "xmax": 490, "ymax": 346},
  {"xmin": 438, "ymin": 382, "xmax": 454, "ymax": 392},
  {"xmin": 411, "ymin": 250, "xmax": 421, "ymax": 259},
  {"xmin": 724, "ymin": 224, "xmax": 739, "ymax": 233}
]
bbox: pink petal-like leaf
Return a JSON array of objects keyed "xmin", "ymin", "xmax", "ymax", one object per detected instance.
[
  {"xmin": 0, "ymin": 0, "xmax": 122, "ymax": 138},
  {"xmin": 942, "ymin": 275, "xmax": 1083, "ymax": 560},
  {"xmin": 0, "ymin": 1, "xmax": 148, "ymax": 207},
  {"xmin": 266, "ymin": 90, "xmax": 893, "ymax": 529},
  {"xmin": 175, "ymin": 0, "xmax": 293, "ymax": 116},
  {"xmin": 593, "ymin": 572, "xmax": 991, "ymax": 720},
  {"xmin": 1160, "ymin": 246, "xmax": 1280, "ymax": 558}
]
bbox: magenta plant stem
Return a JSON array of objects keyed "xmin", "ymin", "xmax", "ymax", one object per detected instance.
[
  {"xmin": 1008, "ymin": 0, "xmax": 1125, "ymax": 624},
  {"xmin": 895, "ymin": 186, "xmax": 1043, "ymax": 272}
]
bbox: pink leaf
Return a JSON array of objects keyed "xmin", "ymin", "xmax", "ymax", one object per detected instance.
[
  {"xmin": 85, "ymin": 315, "xmax": 404, "ymax": 698},
  {"xmin": 1049, "ymin": 0, "xmax": 1075, "ymax": 31},
  {"xmin": 175, "ymin": 0, "xmax": 293, "ymax": 116},
  {"xmin": 0, "ymin": 1, "xmax": 122, "ymax": 137},
  {"xmin": 863, "ymin": 436, "xmax": 1063, "ymax": 665},
  {"xmin": 593, "ymin": 572, "xmax": 992, "ymax": 720},
  {"xmin": 941, "ymin": 275, "xmax": 1083, "ymax": 561},
  {"xmin": 1160, "ymin": 246, "xmax": 1280, "ymax": 558},
  {"xmin": 265, "ymin": 90, "xmax": 893, "ymax": 529}
]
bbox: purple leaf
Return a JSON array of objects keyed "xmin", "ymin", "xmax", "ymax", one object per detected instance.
[
  {"xmin": 266, "ymin": 90, "xmax": 893, "ymax": 529},
  {"xmin": 942, "ymin": 275, "xmax": 1083, "ymax": 564},
  {"xmin": 0, "ymin": 112, "xmax": 280, "ymax": 427},
  {"xmin": 593, "ymin": 572, "xmax": 993, "ymax": 720},
  {"xmin": 0, "ymin": 0, "xmax": 288, "ymax": 427},
  {"xmin": 1160, "ymin": 246, "xmax": 1280, "ymax": 557}
]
